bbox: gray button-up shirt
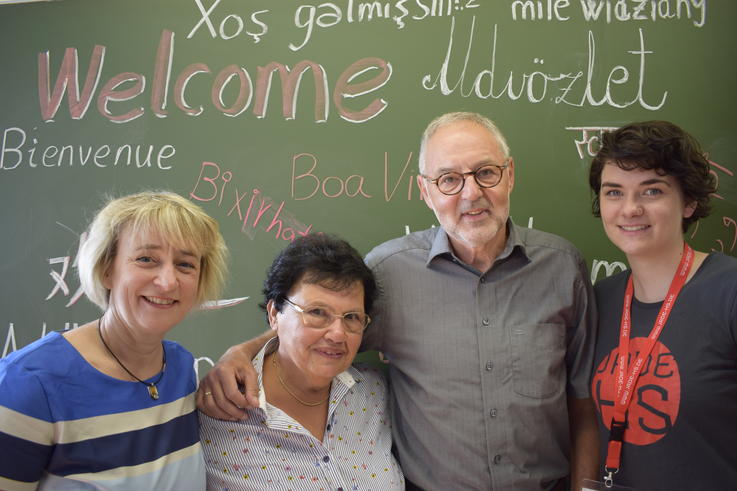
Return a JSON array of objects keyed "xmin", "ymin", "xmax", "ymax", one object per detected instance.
[{"xmin": 363, "ymin": 222, "xmax": 596, "ymax": 490}]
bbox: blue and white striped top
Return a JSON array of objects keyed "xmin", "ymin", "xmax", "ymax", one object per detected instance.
[
  {"xmin": 200, "ymin": 338, "xmax": 404, "ymax": 490},
  {"xmin": 0, "ymin": 331, "xmax": 205, "ymax": 491}
]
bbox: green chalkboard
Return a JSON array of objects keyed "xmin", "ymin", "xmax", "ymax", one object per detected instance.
[{"xmin": 1, "ymin": 0, "xmax": 736, "ymax": 373}]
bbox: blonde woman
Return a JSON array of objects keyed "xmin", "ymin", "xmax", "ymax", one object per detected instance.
[{"xmin": 0, "ymin": 191, "xmax": 228, "ymax": 490}]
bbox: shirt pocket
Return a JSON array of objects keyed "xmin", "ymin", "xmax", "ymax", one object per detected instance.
[{"xmin": 510, "ymin": 323, "xmax": 566, "ymax": 399}]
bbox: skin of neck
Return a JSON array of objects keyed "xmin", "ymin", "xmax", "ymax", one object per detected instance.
[
  {"xmin": 451, "ymin": 225, "xmax": 508, "ymax": 273},
  {"xmin": 627, "ymin": 239, "xmax": 701, "ymax": 303},
  {"xmin": 100, "ymin": 311, "xmax": 164, "ymax": 368},
  {"xmin": 273, "ymin": 351, "xmax": 331, "ymax": 399}
]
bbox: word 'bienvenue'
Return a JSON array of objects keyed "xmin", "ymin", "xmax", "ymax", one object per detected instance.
[{"xmin": 0, "ymin": 127, "xmax": 176, "ymax": 171}]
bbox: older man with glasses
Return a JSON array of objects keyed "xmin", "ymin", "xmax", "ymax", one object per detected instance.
[{"xmin": 199, "ymin": 112, "xmax": 599, "ymax": 491}]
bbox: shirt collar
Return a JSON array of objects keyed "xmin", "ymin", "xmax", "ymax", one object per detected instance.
[{"xmin": 426, "ymin": 218, "xmax": 530, "ymax": 269}]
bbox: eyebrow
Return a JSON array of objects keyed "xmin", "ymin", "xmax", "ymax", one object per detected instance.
[
  {"xmin": 135, "ymin": 244, "xmax": 199, "ymax": 258},
  {"xmin": 600, "ymin": 178, "xmax": 672, "ymax": 188}
]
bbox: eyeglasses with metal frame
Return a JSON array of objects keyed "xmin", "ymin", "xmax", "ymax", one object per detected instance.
[
  {"xmin": 421, "ymin": 159, "xmax": 510, "ymax": 196},
  {"xmin": 281, "ymin": 297, "xmax": 371, "ymax": 334}
]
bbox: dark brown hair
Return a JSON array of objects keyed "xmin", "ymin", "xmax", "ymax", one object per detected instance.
[{"xmin": 589, "ymin": 121, "xmax": 716, "ymax": 232}]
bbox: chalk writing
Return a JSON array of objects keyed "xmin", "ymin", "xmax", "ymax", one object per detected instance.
[
  {"xmin": 591, "ymin": 258, "xmax": 627, "ymax": 283},
  {"xmin": 201, "ymin": 297, "xmax": 250, "ymax": 309},
  {"xmin": 511, "ymin": 0, "xmax": 706, "ymax": 26},
  {"xmin": 422, "ymin": 17, "xmax": 667, "ymax": 110},
  {"xmin": 708, "ymin": 160, "xmax": 734, "ymax": 201},
  {"xmin": 292, "ymin": 153, "xmax": 372, "ymax": 200},
  {"xmin": 187, "ymin": 0, "xmax": 269, "ymax": 43},
  {"xmin": 44, "ymin": 228, "xmax": 85, "ymax": 307},
  {"xmin": 0, "ymin": 127, "xmax": 176, "ymax": 171},
  {"xmin": 289, "ymin": 151, "xmax": 422, "ymax": 202},
  {"xmin": 190, "ymin": 161, "xmax": 313, "ymax": 241},
  {"xmin": 37, "ymin": 31, "xmax": 391, "ymax": 124},
  {"xmin": 1, "ymin": 323, "xmax": 222, "ymax": 365},
  {"xmin": 714, "ymin": 217, "xmax": 737, "ymax": 253},
  {"xmin": 2, "ymin": 322, "xmax": 77, "ymax": 358},
  {"xmin": 404, "ymin": 224, "xmax": 436, "ymax": 235},
  {"xmin": 194, "ymin": 356, "xmax": 215, "ymax": 380},
  {"xmin": 289, "ymin": 0, "xmax": 480, "ymax": 51},
  {"xmin": 566, "ymin": 125, "xmax": 618, "ymax": 158},
  {"xmin": 384, "ymin": 151, "xmax": 421, "ymax": 202},
  {"xmin": 511, "ymin": 0, "xmax": 572, "ymax": 21},
  {"xmin": 578, "ymin": 0, "xmax": 706, "ymax": 27}
]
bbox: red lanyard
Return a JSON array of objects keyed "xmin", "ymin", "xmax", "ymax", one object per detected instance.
[{"xmin": 605, "ymin": 243, "xmax": 694, "ymax": 474}]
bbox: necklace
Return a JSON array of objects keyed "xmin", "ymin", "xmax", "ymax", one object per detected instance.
[
  {"xmin": 272, "ymin": 355, "xmax": 329, "ymax": 407},
  {"xmin": 98, "ymin": 316, "xmax": 166, "ymax": 400}
]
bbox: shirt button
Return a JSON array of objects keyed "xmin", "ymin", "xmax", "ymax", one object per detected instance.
[
  {"xmin": 485, "ymin": 362, "xmax": 494, "ymax": 371},
  {"xmin": 482, "ymin": 318, "xmax": 490, "ymax": 327},
  {"xmin": 489, "ymin": 408, "xmax": 497, "ymax": 418},
  {"xmin": 326, "ymin": 424, "xmax": 331, "ymax": 431},
  {"xmin": 338, "ymin": 488, "xmax": 344, "ymax": 491},
  {"xmin": 493, "ymin": 454, "xmax": 502, "ymax": 464},
  {"xmin": 480, "ymin": 276, "xmax": 486, "ymax": 283},
  {"xmin": 323, "ymin": 456, "xmax": 330, "ymax": 463}
]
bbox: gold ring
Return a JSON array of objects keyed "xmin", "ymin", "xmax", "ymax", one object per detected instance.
[{"xmin": 204, "ymin": 391, "xmax": 213, "ymax": 396}]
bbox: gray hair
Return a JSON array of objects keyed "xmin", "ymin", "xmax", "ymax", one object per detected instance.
[{"xmin": 418, "ymin": 112, "xmax": 511, "ymax": 172}]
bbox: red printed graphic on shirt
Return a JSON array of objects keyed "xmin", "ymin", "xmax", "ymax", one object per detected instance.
[{"xmin": 592, "ymin": 337, "xmax": 681, "ymax": 446}]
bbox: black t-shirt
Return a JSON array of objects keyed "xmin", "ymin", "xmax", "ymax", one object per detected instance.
[{"xmin": 591, "ymin": 252, "xmax": 737, "ymax": 490}]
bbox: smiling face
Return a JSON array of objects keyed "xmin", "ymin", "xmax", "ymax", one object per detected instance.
[
  {"xmin": 599, "ymin": 164, "xmax": 696, "ymax": 260},
  {"xmin": 418, "ymin": 120, "xmax": 514, "ymax": 262},
  {"xmin": 103, "ymin": 225, "xmax": 201, "ymax": 337},
  {"xmin": 268, "ymin": 279, "xmax": 364, "ymax": 389}
]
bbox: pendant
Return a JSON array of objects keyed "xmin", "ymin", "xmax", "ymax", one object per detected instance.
[{"xmin": 147, "ymin": 384, "xmax": 159, "ymax": 400}]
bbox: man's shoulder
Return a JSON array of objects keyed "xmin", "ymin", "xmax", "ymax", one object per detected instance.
[
  {"xmin": 365, "ymin": 227, "xmax": 438, "ymax": 268},
  {"xmin": 514, "ymin": 225, "xmax": 583, "ymax": 262}
]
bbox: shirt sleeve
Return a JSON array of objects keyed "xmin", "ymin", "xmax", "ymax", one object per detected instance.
[
  {"xmin": 565, "ymin": 253, "xmax": 598, "ymax": 398},
  {"xmin": 360, "ymin": 254, "xmax": 386, "ymax": 352},
  {"xmin": 0, "ymin": 361, "xmax": 55, "ymax": 490}
]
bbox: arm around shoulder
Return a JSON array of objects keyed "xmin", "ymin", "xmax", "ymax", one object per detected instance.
[{"xmin": 196, "ymin": 329, "xmax": 274, "ymax": 420}]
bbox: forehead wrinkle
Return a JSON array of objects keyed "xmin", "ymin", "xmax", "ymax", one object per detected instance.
[{"xmin": 435, "ymin": 158, "xmax": 496, "ymax": 175}]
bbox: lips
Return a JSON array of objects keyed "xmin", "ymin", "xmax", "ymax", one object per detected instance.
[
  {"xmin": 314, "ymin": 347, "xmax": 345, "ymax": 359},
  {"xmin": 461, "ymin": 208, "xmax": 489, "ymax": 219},
  {"xmin": 619, "ymin": 225, "xmax": 650, "ymax": 232},
  {"xmin": 143, "ymin": 296, "xmax": 176, "ymax": 306}
]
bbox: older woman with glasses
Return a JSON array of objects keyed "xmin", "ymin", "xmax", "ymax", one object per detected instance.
[{"xmin": 199, "ymin": 234, "xmax": 404, "ymax": 491}]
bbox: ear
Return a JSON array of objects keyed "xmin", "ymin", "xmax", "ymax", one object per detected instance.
[
  {"xmin": 101, "ymin": 265, "xmax": 113, "ymax": 290},
  {"xmin": 417, "ymin": 174, "xmax": 434, "ymax": 211},
  {"xmin": 266, "ymin": 300, "xmax": 279, "ymax": 333},
  {"xmin": 683, "ymin": 200, "xmax": 697, "ymax": 219},
  {"xmin": 506, "ymin": 157, "xmax": 515, "ymax": 192}
]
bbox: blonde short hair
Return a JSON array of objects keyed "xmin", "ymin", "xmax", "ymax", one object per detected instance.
[
  {"xmin": 78, "ymin": 191, "xmax": 228, "ymax": 310},
  {"xmin": 418, "ymin": 112, "xmax": 511, "ymax": 173}
]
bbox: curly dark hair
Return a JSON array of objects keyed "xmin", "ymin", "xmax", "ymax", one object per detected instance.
[
  {"xmin": 259, "ymin": 234, "xmax": 376, "ymax": 318},
  {"xmin": 589, "ymin": 120, "xmax": 716, "ymax": 232}
]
